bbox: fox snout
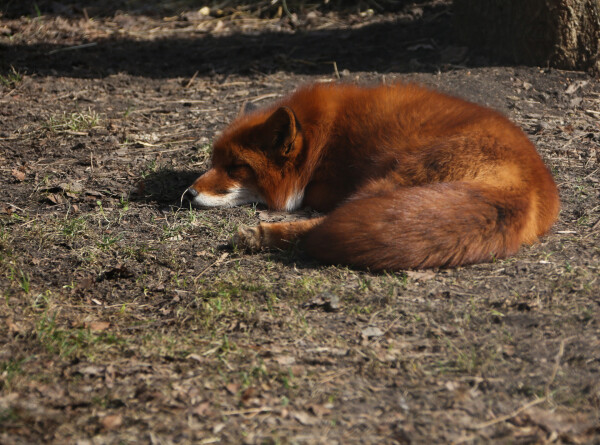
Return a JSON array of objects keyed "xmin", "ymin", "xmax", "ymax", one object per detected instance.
[{"xmin": 183, "ymin": 169, "xmax": 265, "ymax": 209}]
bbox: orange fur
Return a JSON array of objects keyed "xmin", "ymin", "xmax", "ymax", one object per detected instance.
[{"xmin": 187, "ymin": 83, "xmax": 559, "ymax": 270}]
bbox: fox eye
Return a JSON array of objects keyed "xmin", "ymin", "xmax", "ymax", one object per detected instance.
[{"xmin": 226, "ymin": 163, "xmax": 249, "ymax": 177}]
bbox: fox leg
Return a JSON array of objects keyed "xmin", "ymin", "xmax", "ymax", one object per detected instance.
[{"xmin": 232, "ymin": 217, "xmax": 326, "ymax": 251}]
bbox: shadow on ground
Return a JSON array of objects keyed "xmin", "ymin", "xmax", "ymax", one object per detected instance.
[
  {"xmin": 1, "ymin": 0, "xmax": 414, "ymax": 18},
  {"xmin": 133, "ymin": 168, "xmax": 200, "ymax": 204},
  {"xmin": 2, "ymin": 3, "xmax": 460, "ymax": 79}
]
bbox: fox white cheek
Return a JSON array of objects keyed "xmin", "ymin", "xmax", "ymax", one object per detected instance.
[
  {"xmin": 192, "ymin": 187, "xmax": 266, "ymax": 208},
  {"xmin": 284, "ymin": 189, "xmax": 305, "ymax": 211}
]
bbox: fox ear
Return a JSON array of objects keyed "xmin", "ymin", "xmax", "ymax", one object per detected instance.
[{"xmin": 262, "ymin": 106, "xmax": 298, "ymax": 155}]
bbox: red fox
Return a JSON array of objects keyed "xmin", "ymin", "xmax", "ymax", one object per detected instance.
[{"xmin": 184, "ymin": 83, "xmax": 559, "ymax": 270}]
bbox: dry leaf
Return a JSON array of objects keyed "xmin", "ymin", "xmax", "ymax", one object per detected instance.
[
  {"xmin": 241, "ymin": 386, "xmax": 257, "ymax": 403},
  {"xmin": 304, "ymin": 292, "xmax": 340, "ymax": 312},
  {"xmin": 6, "ymin": 319, "xmax": 24, "ymax": 334},
  {"xmin": 46, "ymin": 193, "xmax": 63, "ymax": 205},
  {"xmin": 405, "ymin": 270, "xmax": 436, "ymax": 281},
  {"xmin": 292, "ymin": 410, "xmax": 319, "ymax": 425},
  {"xmin": 308, "ymin": 404, "xmax": 331, "ymax": 418},
  {"xmin": 362, "ymin": 326, "xmax": 384, "ymax": 338},
  {"xmin": 522, "ymin": 407, "xmax": 599, "ymax": 440},
  {"xmin": 78, "ymin": 365, "xmax": 105, "ymax": 376},
  {"xmin": 101, "ymin": 414, "xmax": 122, "ymax": 430},
  {"xmin": 74, "ymin": 276, "xmax": 95, "ymax": 293},
  {"xmin": 88, "ymin": 321, "xmax": 110, "ymax": 332},
  {"xmin": 188, "ymin": 353, "xmax": 204, "ymax": 363},
  {"xmin": 193, "ymin": 402, "xmax": 210, "ymax": 416},
  {"xmin": 274, "ymin": 355, "xmax": 296, "ymax": 366},
  {"xmin": 11, "ymin": 168, "xmax": 25, "ymax": 181},
  {"xmin": 225, "ymin": 383, "xmax": 240, "ymax": 395}
]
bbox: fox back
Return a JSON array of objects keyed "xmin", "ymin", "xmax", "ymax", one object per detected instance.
[{"xmin": 186, "ymin": 83, "xmax": 559, "ymax": 270}]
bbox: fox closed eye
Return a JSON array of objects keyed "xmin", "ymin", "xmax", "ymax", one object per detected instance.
[{"xmin": 226, "ymin": 163, "xmax": 250, "ymax": 177}]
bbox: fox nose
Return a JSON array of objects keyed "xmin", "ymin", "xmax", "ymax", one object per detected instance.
[{"xmin": 182, "ymin": 187, "xmax": 198, "ymax": 203}]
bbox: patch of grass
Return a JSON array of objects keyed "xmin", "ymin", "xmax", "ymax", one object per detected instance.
[
  {"xmin": 0, "ymin": 358, "xmax": 25, "ymax": 390},
  {"xmin": 0, "ymin": 66, "xmax": 23, "ymax": 89},
  {"xmin": 61, "ymin": 216, "xmax": 87, "ymax": 239},
  {"xmin": 18, "ymin": 269, "xmax": 30, "ymax": 293},
  {"xmin": 43, "ymin": 109, "xmax": 100, "ymax": 133},
  {"xmin": 0, "ymin": 225, "xmax": 13, "ymax": 256},
  {"xmin": 36, "ymin": 311, "xmax": 124, "ymax": 358},
  {"xmin": 123, "ymin": 243, "xmax": 153, "ymax": 261},
  {"xmin": 97, "ymin": 234, "xmax": 121, "ymax": 251},
  {"xmin": 161, "ymin": 223, "xmax": 184, "ymax": 241},
  {"xmin": 240, "ymin": 359, "xmax": 268, "ymax": 388},
  {"xmin": 4, "ymin": 264, "xmax": 31, "ymax": 294},
  {"xmin": 295, "ymin": 275, "xmax": 326, "ymax": 297},
  {"xmin": 138, "ymin": 332, "xmax": 187, "ymax": 358},
  {"xmin": 0, "ymin": 407, "xmax": 19, "ymax": 424},
  {"xmin": 140, "ymin": 159, "xmax": 158, "ymax": 179},
  {"xmin": 118, "ymin": 197, "xmax": 130, "ymax": 211},
  {"xmin": 33, "ymin": 2, "xmax": 43, "ymax": 18}
]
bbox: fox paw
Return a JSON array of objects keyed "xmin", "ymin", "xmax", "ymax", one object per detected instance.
[{"xmin": 232, "ymin": 225, "xmax": 263, "ymax": 251}]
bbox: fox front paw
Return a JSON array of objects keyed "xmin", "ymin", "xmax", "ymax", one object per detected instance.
[{"xmin": 232, "ymin": 225, "xmax": 264, "ymax": 251}]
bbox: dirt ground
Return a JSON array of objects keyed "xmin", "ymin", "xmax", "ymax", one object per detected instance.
[{"xmin": 1, "ymin": 1, "xmax": 599, "ymax": 444}]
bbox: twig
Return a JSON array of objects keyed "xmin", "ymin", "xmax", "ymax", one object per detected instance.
[
  {"xmin": 371, "ymin": 315, "xmax": 402, "ymax": 344},
  {"xmin": 47, "ymin": 42, "xmax": 98, "ymax": 55},
  {"xmin": 473, "ymin": 339, "xmax": 569, "ymax": 431},
  {"xmin": 277, "ymin": 0, "xmax": 293, "ymax": 19},
  {"xmin": 194, "ymin": 252, "xmax": 229, "ymax": 280},
  {"xmin": 221, "ymin": 407, "xmax": 274, "ymax": 416},
  {"xmin": 583, "ymin": 167, "xmax": 599, "ymax": 180},
  {"xmin": 332, "ymin": 61, "xmax": 340, "ymax": 79},
  {"xmin": 545, "ymin": 338, "xmax": 567, "ymax": 399},
  {"xmin": 319, "ymin": 368, "xmax": 352, "ymax": 385},
  {"xmin": 451, "ymin": 434, "xmax": 479, "ymax": 445},
  {"xmin": 473, "ymin": 397, "xmax": 547, "ymax": 430},
  {"xmin": 233, "ymin": 93, "xmax": 281, "ymax": 104},
  {"xmin": 185, "ymin": 70, "xmax": 199, "ymax": 88},
  {"xmin": 5, "ymin": 202, "xmax": 26, "ymax": 212},
  {"xmin": 250, "ymin": 92, "xmax": 280, "ymax": 103}
]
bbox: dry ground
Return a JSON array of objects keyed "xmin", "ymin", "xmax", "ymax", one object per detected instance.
[{"xmin": 1, "ymin": 2, "xmax": 599, "ymax": 444}]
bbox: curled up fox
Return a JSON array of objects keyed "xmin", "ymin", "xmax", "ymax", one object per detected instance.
[{"xmin": 183, "ymin": 83, "xmax": 559, "ymax": 270}]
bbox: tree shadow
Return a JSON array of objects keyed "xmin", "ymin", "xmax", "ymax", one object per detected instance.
[
  {"xmin": 1, "ymin": 0, "xmax": 415, "ymax": 19},
  {"xmin": 2, "ymin": 3, "xmax": 459, "ymax": 79}
]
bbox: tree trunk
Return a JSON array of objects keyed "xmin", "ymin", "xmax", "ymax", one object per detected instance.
[{"xmin": 453, "ymin": 0, "xmax": 600, "ymax": 73}]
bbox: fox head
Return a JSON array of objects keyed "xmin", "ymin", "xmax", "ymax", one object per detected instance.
[{"xmin": 184, "ymin": 106, "xmax": 306, "ymax": 211}]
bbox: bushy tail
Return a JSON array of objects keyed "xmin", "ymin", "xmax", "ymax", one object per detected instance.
[{"xmin": 302, "ymin": 182, "xmax": 555, "ymax": 270}]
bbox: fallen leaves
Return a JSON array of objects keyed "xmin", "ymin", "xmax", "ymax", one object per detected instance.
[
  {"xmin": 225, "ymin": 382, "xmax": 240, "ymax": 395},
  {"xmin": 515, "ymin": 407, "xmax": 600, "ymax": 443},
  {"xmin": 405, "ymin": 270, "xmax": 436, "ymax": 281},
  {"xmin": 273, "ymin": 355, "xmax": 296, "ymax": 366},
  {"xmin": 1, "ymin": 8, "xmax": 598, "ymax": 445},
  {"xmin": 304, "ymin": 292, "xmax": 340, "ymax": 312},
  {"xmin": 101, "ymin": 414, "xmax": 123, "ymax": 430},
  {"xmin": 11, "ymin": 167, "xmax": 26, "ymax": 181},
  {"xmin": 361, "ymin": 326, "xmax": 384, "ymax": 339},
  {"xmin": 44, "ymin": 193, "xmax": 64, "ymax": 205},
  {"xmin": 87, "ymin": 321, "xmax": 110, "ymax": 332},
  {"xmin": 292, "ymin": 410, "xmax": 320, "ymax": 426}
]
